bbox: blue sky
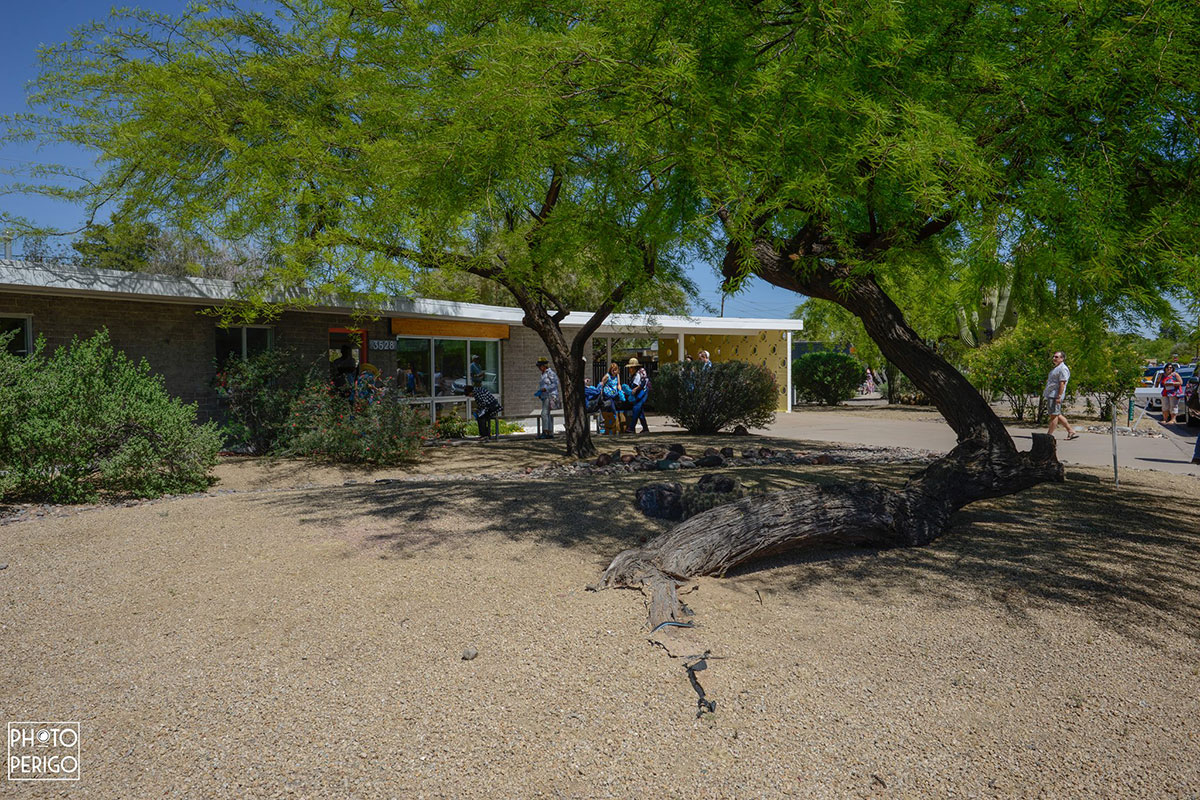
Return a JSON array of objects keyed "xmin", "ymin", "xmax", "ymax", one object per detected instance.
[{"xmin": 1, "ymin": 1, "xmax": 796, "ymax": 320}]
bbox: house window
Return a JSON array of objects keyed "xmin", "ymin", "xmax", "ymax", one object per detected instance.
[
  {"xmin": 396, "ymin": 335, "xmax": 502, "ymax": 420},
  {"xmin": 216, "ymin": 325, "xmax": 273, "ymax": 365},
  {"xmin": 1, "ymin": 315, "xmax": 32, "ymax": 358}
]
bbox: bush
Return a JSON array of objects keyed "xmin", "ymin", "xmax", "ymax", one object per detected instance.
[
  {"xmin": 654, "ymin": 360, "xmax": 778, "ymax": 434},
  {"xmin": 1074, "ymin": 335, "xmax": 1144, "ymax": 420},
  {"xmin": 965, "ymin": 326, "xmax": 1053, "ymax": 421},
  {"xmin": 215, "ymin": 348, "xmax": 313, "ymax": 454},
  {"xmin": 792, "ymin": 352, "xmax": 865, "ymax": 405},
  {"xmin": 283, "ymin": 381, "xmax": 424, "ymax": 464},
  {"xmin": 433, "ymin": 409, "xmax": 473, "ymax": 439},
  {"xmin": 0, "ymin": 329, "xmax": 221, "ymax": 502}
]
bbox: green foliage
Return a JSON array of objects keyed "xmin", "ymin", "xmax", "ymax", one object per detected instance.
[
  {"xmin": 965, "ymin": 326, "xmax": 1055, "ymax": 421},
  {"xmin": 792, "ymin": 352, "xmax": 866, "ymax": 406},
  {"xmin": 71, "ymin": 218, "xmax": 160, "ymax": 272},
  {"xmin": 0, "ymin": 329, "xmax": 220, "ymax": 502},
  {"xmin": 1073, "ymin": 336, "xmax": 1145, "ymax": 421},
  {"xmin": 654, "ymin": 361, "xmax": 778, "ymax": 434},
  {"xmin": 283, "ymin": 382, "xmax": 423, "ymax": 465},
  {"xmin": 215, "ymin": 348, "xmax": 314, "ymax": 454},
  {"xmin": 433, "ymin": 410, "xmax": 474, "ymax": 440}
]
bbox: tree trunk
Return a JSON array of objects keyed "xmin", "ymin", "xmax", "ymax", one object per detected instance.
[
  {"xmin": 518, "ymin": 308, "xmax": 598, "ymax": 459},
  {"xmin": 601, "ymin": 244, "xmax": 1064, "ymax": 625}
]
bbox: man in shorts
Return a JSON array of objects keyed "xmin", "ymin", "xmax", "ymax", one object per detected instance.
[{"xmin": 1045, "ymin": 350, "xmax": 1078, "ymax": 440}]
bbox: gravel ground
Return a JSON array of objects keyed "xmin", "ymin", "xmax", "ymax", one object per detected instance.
[{"xmin": 2, "ymin": 435, "xmax": 1199, "ymax": 798}]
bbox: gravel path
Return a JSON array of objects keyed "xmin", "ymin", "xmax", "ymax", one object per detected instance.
[{"xmin": 2, "ymin": 440, "xmax": 1199, "ymax": 798}]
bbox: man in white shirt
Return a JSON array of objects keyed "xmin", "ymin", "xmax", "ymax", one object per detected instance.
[
  {"xmin": 1044, "ymin": 350, "xmax": 1078, "ymax": 440},
  {"xmin": 534, "ymin": 356, "xmax": 560, "ymax": 439}
]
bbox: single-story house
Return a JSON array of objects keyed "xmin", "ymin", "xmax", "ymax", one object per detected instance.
[{"xmin": 0, "ymin": 259, "xmax": 803, "ymax": 423}]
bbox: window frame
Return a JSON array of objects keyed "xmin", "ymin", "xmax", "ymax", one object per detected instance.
[
  {"xmin": 0, "ymin": 314, "xmax": 33, "ymax": 358},
  {"xmin": 395, "ymin": 334, "xmax": 503, "ymax": 420},
  {"xmin": 216, "ymin": 324, "xmax": 275, "ymax": 363}
]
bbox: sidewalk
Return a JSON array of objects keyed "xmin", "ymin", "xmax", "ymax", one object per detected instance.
[{"xmin": 658, "ymin": 404, "xmax": 1199, "ymax": 477}]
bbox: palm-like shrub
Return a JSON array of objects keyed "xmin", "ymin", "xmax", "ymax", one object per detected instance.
[
  {"xmin": 654, "ymin": 360, "xmax": 778, "ymax": 434},
  {"xmin": 792, "ymin": 352, "xmax": 865, "ymax": 406},
  {"xmin": 0, "ymin": 329, "xmax": 221, "ymax": 502}
]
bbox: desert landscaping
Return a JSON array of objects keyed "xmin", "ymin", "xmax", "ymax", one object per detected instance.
[{"xmin": 3, "ymin": 418, "xmax": 1198, "ymax": 798}]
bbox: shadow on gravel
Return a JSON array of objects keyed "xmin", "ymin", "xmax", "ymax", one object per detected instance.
[
  {"xmin": 248, "ymin": 431, "xmax": 1198, "ymax": 651},
  {"xmin": 733, "ymin": 473, "xmax": 1200, "ymax": 649}
]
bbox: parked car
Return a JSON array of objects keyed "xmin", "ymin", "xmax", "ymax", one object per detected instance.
[{"xmin": 1186, "ymin": 375, "xmax": 1200, "ymax": 428}]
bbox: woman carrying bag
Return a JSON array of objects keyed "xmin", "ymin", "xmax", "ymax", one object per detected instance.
[{"xmin": 1161, "ymin": 363, "xmax": 1184, "ymax": 424}]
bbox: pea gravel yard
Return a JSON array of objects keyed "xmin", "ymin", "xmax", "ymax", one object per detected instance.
[{"xmin": 2, "ymin": 432, "xmax": 1198, "ymax": 798}]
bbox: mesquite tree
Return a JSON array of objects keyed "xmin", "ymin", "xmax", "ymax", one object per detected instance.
[
  {"xmin": 4, "ymin": 0, "xmax": 698, "ymax": 458},
  {"xmin": 601, "ymin": 0, "xmax": 1200, "ymax": 616}
]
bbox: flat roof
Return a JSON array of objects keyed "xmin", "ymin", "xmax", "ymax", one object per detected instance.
[{"xmin": 0, "ymin": 259, "xmax": 802, "ymax": 334}]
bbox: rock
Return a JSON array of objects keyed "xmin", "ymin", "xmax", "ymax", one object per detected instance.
[
  {"xmin": 696, "ymin": 473, "xmax": 738, "ymax": 494},
  {"xmin": 742, "ymin": 449, "xmax": 758, "ymax": 459},
  {"xmin": 696, "ymin": 454, "xmax": 725, "ymax": 467},
  {"xmin": 758, "ymin": 447, "xmax": 776, "ymax": 458},
  {"xmin": 814, "ymin": 454, "xmax": 833, "ymax": 465},
  {"xmin": 595, "ymin": 453, "xmax": 613, "ymax": 467},
  {"xmin": 0, "ymin": 563, "xmax": 7, "ymax": 570},
  {"xmin": 668, "ymin": 443, "xmax": 687, "ymax": 455},
  {"xmin": 635, "ymin": 482, "xmax": 684, "ymax": 520},
  {"xmin": 704, "ymin": 447, "xmax": 720, "ymax": 457},
  {"xmin": 657, "ymin": 459, "xmax": 681, "ymax": 471},
  {"xmin": 461, "ymin": 647, "xmax": 478, "ymax": 661},
  {"xmin": 343, "ymin": 480, "xmax": 358, "ymax": 485},
  {"xmin": 720, "ymin": 447, "xmax": 736, "ymax": 458},
  {"xmin": 620, "ymin": 453, "xmax": 637, "ymax": 464},
  {"xmin": 732, "ymin": 425, "xmax": 750, "ymax": 436}
]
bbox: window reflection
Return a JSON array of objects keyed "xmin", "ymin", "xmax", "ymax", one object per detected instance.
[
  {"xmin": 469, "ymin": 340, "xmax": 500, "ymax": 392},
  {"xmin": 434, "ymin": 339, "xmax": 468, "ymax": 396},
  {"xmin": 396, "ymin": 338, "xmax": 431, "ymax": 397}
]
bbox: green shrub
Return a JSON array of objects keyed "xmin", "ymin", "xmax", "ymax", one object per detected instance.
[
  {"xmin": 215, "ymin": 347, "xmax": 313, "ymax": 454},
  {"xmin": 1074, "ymin": 335, "xmax": 1144, "ymax": 420},
  {"xmin": 792, "ymin": 352, "xmax": 865, "ymax": 406},
  {"xmin": 283, "ymin": 381, "xmax": 424, "ymax": 464},
  {"xmin": 0, "ymin": 329, "xmax": 221, "ymax": 502},
  {"xmin": 433, "ymin": 409, "xmax": 473, "ymax": 439},
  {"xmin": 654, "ymin": 361, "xmax": 778, "ymax": 434}
]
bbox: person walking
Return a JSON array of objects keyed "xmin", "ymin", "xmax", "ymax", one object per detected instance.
[
  {"xmin": 1045, "ymin": 350, "xmax": 1078, "ymax": 440},
  {"xmin": 627, "ymin": 358, "xmax": 651, "ymax": 433},
  {"xmin": 1160, "ymin": 362, "xmax": 1184, "ymax": 424},
  {"xmin": 534, "ymin": 356, "xmax": 560, "ymax": 439}
]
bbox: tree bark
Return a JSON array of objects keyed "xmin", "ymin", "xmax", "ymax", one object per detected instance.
[{"xmin": 601, "ymin": 236, "xmax": 1064, "ymax": 622}]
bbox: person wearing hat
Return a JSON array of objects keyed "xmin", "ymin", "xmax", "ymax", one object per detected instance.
[
  {"xmin": 534, "ymin": 356, "xmax": 560, "ymax": 438},
  {"xmin": 627, "ymin": 357, "xmax": 651, "ymax": 434}
]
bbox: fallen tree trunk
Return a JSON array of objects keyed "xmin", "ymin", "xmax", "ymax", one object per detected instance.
[{"xmin": 602, "ymin": 434, "xmax": 1063, "ymax": 626}]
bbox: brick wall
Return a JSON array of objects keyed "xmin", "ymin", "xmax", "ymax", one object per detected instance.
[{"xmin": 0, "ymin": 292, "xmax": 398, "ymax": 420}]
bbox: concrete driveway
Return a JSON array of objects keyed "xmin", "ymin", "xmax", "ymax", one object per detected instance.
[{"xmin": 653, "ymin": 401, "xmax": 1199, "ymax": 477}]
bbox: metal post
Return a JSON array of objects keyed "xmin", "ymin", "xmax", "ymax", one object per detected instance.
[
  {"xmin": 1111, "ymin": 402, "xmax": 1119, "ymax": 487},
  {"xmin": 785, "ymin": 330, "xmax": 793, "ymax": 412}
]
